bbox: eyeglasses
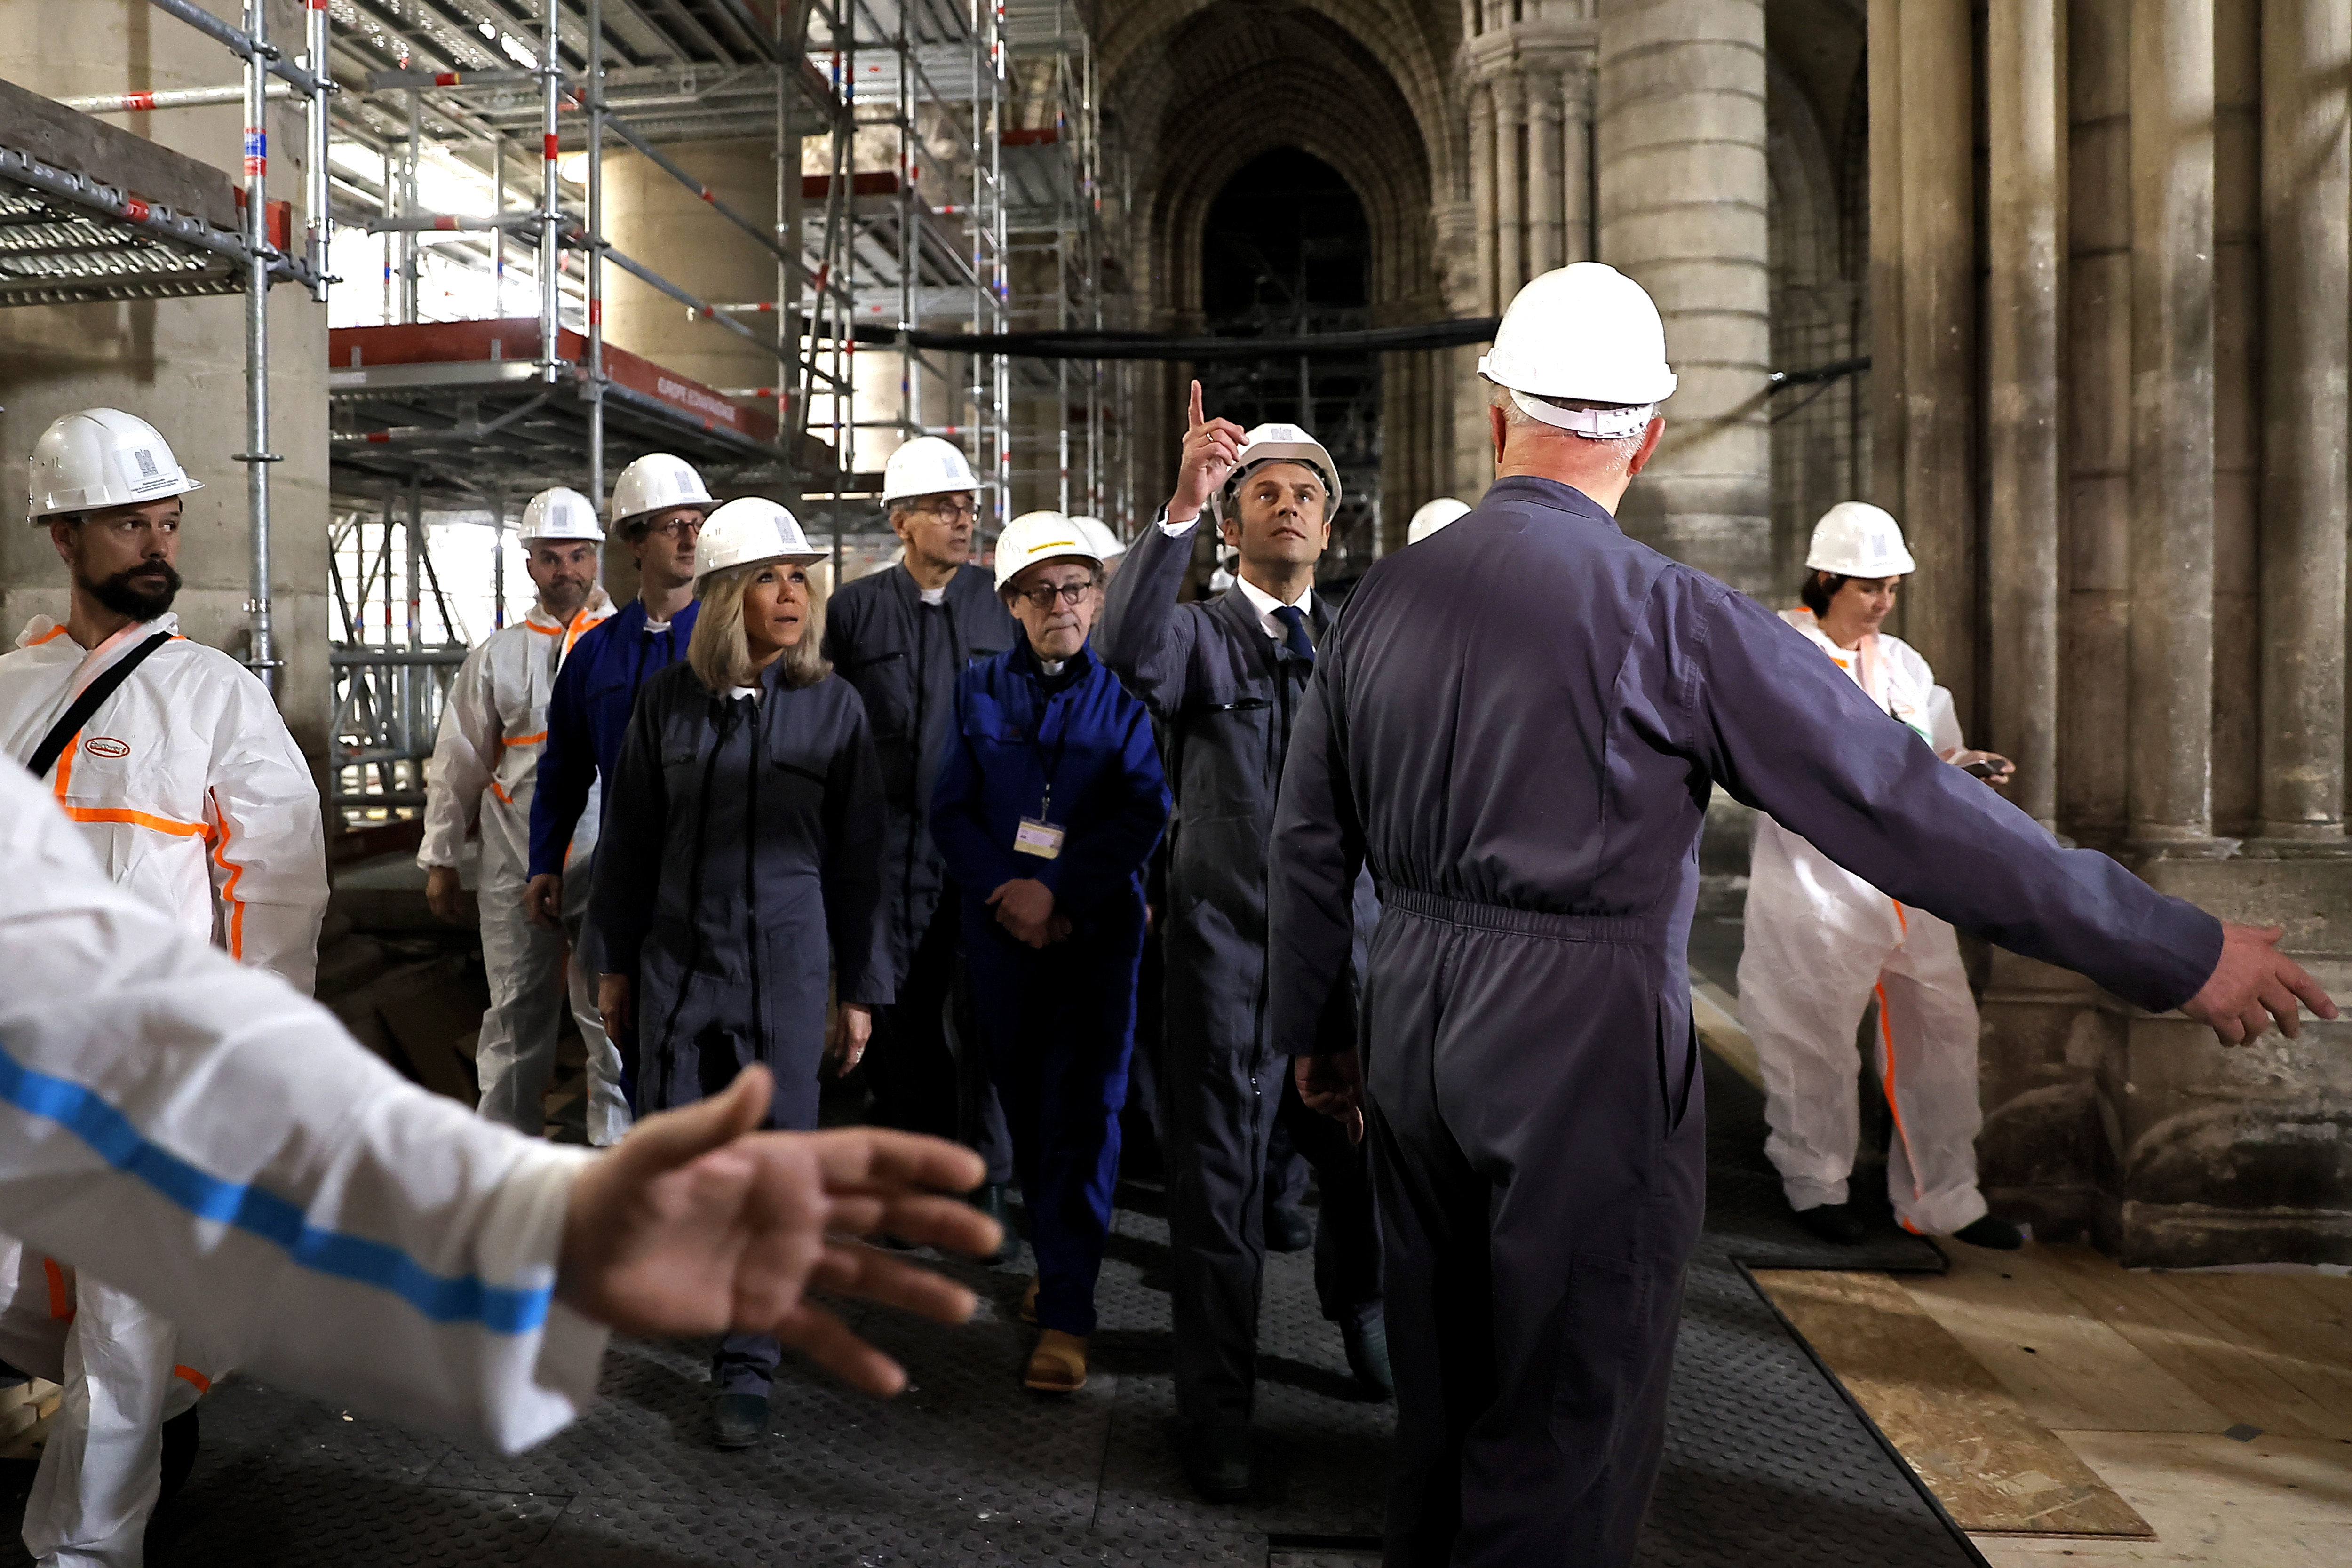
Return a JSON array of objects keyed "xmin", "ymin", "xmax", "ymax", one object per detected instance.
[
  {"xmin": 916, "ymin": 499, "xmax": 978, "ymax": 523},
  {"xmin": 1011, "ymin": 580, "xmax": 1096, "ymax": 610},
  {"xmin": 643, "ymin": 516, "xmax": 703, "ymax": 540}
]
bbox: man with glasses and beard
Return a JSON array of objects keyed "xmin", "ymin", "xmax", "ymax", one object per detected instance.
[
  {"xmin": 0, "ymin": 407, "xmax": 326, "ymax": 1567},
  {"xmin": 823, "ymin": 437, "xmax": 1018, "ymax": 1255}
]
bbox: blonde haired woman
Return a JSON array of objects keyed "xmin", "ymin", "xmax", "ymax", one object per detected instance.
[{"xmin": 591, "ymin": 497, "xmax": 892, "ymax": 1451}]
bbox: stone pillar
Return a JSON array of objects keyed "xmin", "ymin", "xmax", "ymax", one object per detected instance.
[
  {"xmin": 2256, "ymin": 0, "xmax": 2350, "ymax": 844},
  {"xmin": 601, "ymin": 137, "xmax": 784, "ymax": 401},
  {"xmin": 1529, "ymin": 71, "xmax": 1564, "ymax": 276},
  {"xmin": 2126, "ymin": 0, "xmax": 2220, "ymax": 851},
  {"xmin": 1597, "ymin": 0, "xmax": 1772, "ymax": 595},
  {"xmin": 1985, "ymin": 0, "xmax": 2064, "ymax": 830},
  {"xmin": 1561, "ymin": 63, "xmax": 1594, "ymax": 263},
  {"xmin": 1494, "ymin": 72, "xmax": 1527, "ymax": 299},
  {"xmin": 1471, "ymin": 83, "xmax": 1500, "ymax": 312},
  {"xmin": 1881, "ymin": 0, "xmax": 1979, "ymax": 721}
]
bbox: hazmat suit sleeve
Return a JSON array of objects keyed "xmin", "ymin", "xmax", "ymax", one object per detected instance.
[
  {"xmin": 1265, "ymin": 647, "xmax": 1371, "ymax": 1061},
  {"xmin": 530, "ymin": 628, "xmax": 599, "ymax": 881},
  {"xmin": 1097, "ymin": 511, "xmax": 1204, "ymax": 715},
  {"xmin": 821, "ymin": 698, "xmax": 895, "ymax": 1008},
  {"xmin": 0, "ymin": 765, "xmax": 608, "ymax": 1456},
  {"xmin": 587, "ymin": 681, "xmax": 670, "ymax": 982},
  {"xmin": 201, "ymin": 663, "xmax": 328, "ymax": 995},
  {"xmin": 1670, "ymin": 573, "xmax": 2222, "ymax": 1013},
  {"xmin": 419, "ymin": 640, "xmax": 503, "ymax": 869},
  {"xmin": 1033, "ymin": 694, "xmax": 1170, "ymax": 917}
]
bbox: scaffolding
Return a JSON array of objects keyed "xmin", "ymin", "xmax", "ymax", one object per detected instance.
[
  {"xmin": 316, "ymin": 0, "xmax": 870, "ymax": 826},
  {"xmin": 0, "ymin": 0, "xmax": 333, "ymax": 694}
]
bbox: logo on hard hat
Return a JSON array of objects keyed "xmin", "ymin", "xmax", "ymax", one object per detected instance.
[{"xmin": 83, "ymin": 736, "xmax": 131, "ymax": 760}]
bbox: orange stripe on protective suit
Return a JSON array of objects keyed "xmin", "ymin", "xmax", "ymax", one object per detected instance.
[
  {"xmin": 26, "ymin": 625, "xmax": 70, "ymax": 648},
  {"xmin": 1876, "ymin": 981, "xmax": 1928, "ymax": 1232},
  {"xmin": 48, "ymin": 737, "xmax": 214, "ymax": 839},
  {"xmin": 171, "ymin": 1365, "xmax": 211, "ymax": 1394},
  {"xmin": 41, "ymin": 1256, "xmax": 73, "ymax": 1321},
  {"xmin": 208, "ymin": 786, "xmax": 250, "ymax": 960}
]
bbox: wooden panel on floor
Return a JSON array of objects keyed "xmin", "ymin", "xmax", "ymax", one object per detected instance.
[
  {"xmin": 2027, "ymin": 1248, "xmax": 2351, "ymax": 1442},
  {"xmin": 1898, "ymin": 1243, "xmax": 2226, "ymax": 1433},
  {"xmin": 1753, "ymin": 1269, "xmax": 2154, "ymax": 1537},
  {"xmin": 1970, "ymin": 1430, "xmax": 2352, "ymax": 1567},
  {"xmin": 2144, "ymin": 1274, "xmax": 2352, "ymax": 1425}
]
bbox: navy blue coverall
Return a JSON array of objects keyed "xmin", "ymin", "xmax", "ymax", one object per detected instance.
[
  {"xmin": 931, "ymin": 641, "xmax": 1168, "ymax": 1336},
  {"xmin": 591, "ymin": 658, "xmax": 893, "ymax": 1394},
  {"xmin": 1266, "ymin": 477, "xmax": 2225, "ymax": 1567}
]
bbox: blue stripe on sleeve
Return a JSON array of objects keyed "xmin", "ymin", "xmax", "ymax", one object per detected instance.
[{"xmin": 0, "ymin": 1041, "xmax": 551, "ymax": 1335}]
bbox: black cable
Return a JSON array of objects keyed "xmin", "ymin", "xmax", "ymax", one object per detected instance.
[{"xmin": 806, "ymin": 317, "xmax": 1505, "ymax": 363}]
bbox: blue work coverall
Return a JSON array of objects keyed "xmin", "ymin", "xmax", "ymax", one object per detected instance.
[
  {"xmin": 931, "ymin": 640, "xmax": 1169, "ymax": 1336},
  {"xmin": 1267, "ymin": 476, "xmax": 2225, "ymax": 1567},
  {"xmin": 530, "ymin": 597, "xmax": 699, "ymax": 1104}
]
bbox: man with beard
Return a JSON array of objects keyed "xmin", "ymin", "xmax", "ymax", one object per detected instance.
[
  {"xmin": 822, "ymin": 437, "xmax": 1018, "ymax": 1253},
  {"xmin": 0, "ymin": 406, "xmax": 326, "ymax": 1568},
  {"xmin": 421, "ymin": 487, "xmax": 624, "ymax": 1146}
]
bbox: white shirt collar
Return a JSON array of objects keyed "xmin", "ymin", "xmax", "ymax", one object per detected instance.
[{"xmin": 1232, "ymin": 574, "xmax": 1313, "ymax": 641}]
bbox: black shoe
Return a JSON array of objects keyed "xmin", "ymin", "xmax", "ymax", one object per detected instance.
[
  {"xmin": 1791, "ymin": 1201, "xmax": 1868, "ymax": 1246},
  {"xmin": 1341, "ymin": 1307, "xmax": 1394, "ymax": 1401},
  {"xmin": 1949, "ymin": 1215, "xmax": 2025, "ymax": 1250},
  {"xmin": 974, "ymin": 1183, "xmax": 1020, "ymax": 1264},
  {"xmin": 1265, "ymin": 1203, "xmax": 1314, "ymax": 1253},
  {"xmin": 1174, "ymin": 1421, "xmax": 1252, "ymax": 1503},
  {"xmin": 712, "ymin": 1392, "xmax": 771, "ymax": 1450}
]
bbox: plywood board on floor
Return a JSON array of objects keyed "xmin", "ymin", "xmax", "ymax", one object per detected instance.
[
  {"xmin": 1753, "ymin": 1269, "xmax": 2153, "ymax": 1536},
  {"xmin": 1899, "ymin": 1244, "xmax": 2228, "ymax": 1433},
  {"xmin": 1968, "ymin": 1430, "xmax": 2352, "ymax": 1568}
]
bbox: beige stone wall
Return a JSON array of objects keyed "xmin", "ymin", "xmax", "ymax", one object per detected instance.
[
  {"xmin": 0, "ymin": 0, "xmax": 331, "ymax": 773},
  {"xmin": 1877, "ymin": 0, "xmax": 2352, "ymax": 1265}
]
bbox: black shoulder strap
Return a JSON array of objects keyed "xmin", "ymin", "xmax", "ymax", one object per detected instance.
[{"xmin": 23, "ymin": 630, "xmax": 175, "ymax": 780}]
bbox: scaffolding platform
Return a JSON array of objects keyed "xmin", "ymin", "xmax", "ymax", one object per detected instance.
[{"xmin": 327, "ymin": 318, "xmax": 829, "ymax": 506}]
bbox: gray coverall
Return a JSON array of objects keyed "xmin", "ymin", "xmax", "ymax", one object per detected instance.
[
  {"xmin": 823, "ymin": 563, "xmax": 1015, "ymax": 1178},
  {"xmin": 1265, "ymin": 476, "xmax": 2225, "ymax": 1567},
  {"xmin": 1099, "ymin": 516, "xmax": 1382, "ymax": 1437},
  {"xmin": 591, "ymin": 659, "xmax": 894, "ymax": 1395}
]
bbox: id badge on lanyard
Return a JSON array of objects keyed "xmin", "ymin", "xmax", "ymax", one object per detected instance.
[{"xmin": 1016, "ymin": 782, "xmax": 1064, "ymax": 859}]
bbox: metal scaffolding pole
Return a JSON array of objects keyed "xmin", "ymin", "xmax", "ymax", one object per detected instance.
[
  {"xmin": 538, "ymin": 0, "xmax": 562, "ymax": 379},
  {"xmin": 239, "ymin": 0, "xmax": 279, "ymax": 690},
  {"xmin": 587, "ymin": 0, "xmax": 606, "ymax": 504}
]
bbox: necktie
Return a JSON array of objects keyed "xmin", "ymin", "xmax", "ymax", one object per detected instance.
[{"xmin": 1271, "ymin": 603, "xmax": 1316, "ymax": 665}]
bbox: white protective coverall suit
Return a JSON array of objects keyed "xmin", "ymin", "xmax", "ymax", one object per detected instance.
[
  {"xmin": 0, "ymin": 613, "xmax": 328, "ymax": 1566},
  {"xmin": 0, "ymin": 761, "xmax": 605, "ymax": 1454},
  {"xmin": 1734, "ymin": 607, "xmax": 1992, "ymax": 1237},
  {"xmin": 419, "ymin": 592, "xmax": 628, "ymax": 1146}
]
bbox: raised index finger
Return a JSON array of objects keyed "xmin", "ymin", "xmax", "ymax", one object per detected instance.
[{"xmin": 1188, "ymin": 379, "xmax": 1205, "ymax": 430}]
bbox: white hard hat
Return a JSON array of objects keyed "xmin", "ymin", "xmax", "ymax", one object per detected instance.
[
  {"xmin": 1406, "ymin": 497, "xmax": 1471, "ymax": 545},
  {"xmin": 608, "ymin": 453, "xmax": 714, "ymax": 531},
  {"xmin": 517, "ymin": 486, "xmax": 604, "ymax": 542},
  {"xmin": 693, "ymin": 496, "xmax": 824, "ymax": 586},
  {"xmin": 882, "ymin": 436, "xmax": 988, "ymax": 504},
  {"xmin": 1479, "ymin": 263, "xmax": 1678, "ymax": 436},
  {"xmin": 1071, "ymin": 515, "xmax": 1125, "ymax": 560},
  {"xmin": 993, "ymin": 510, "xmax": 1102, "ymax": 591},
  {"xmin": 28, "ymin": 407, "xmax": 202, "ymax": 521},
  {"xmin": 1210, "ymin": 423, "xmax": 1342, "ymax": 525},
  {"xmin": 1806, "ymin": 501, "xmax": 1917, "ymax": 578}
]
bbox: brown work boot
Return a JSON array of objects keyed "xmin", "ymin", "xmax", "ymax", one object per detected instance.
[{"xmin": 1023, "ymin": 1329, "xmax": 1088, "ymax": 1393}]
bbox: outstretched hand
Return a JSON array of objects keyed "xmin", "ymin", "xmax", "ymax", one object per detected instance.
[
  {"xmin": 557, "ymin": 1066, "xmax": 1002, "ymax": 1397},
  {"xmin": 1168, "ymin": 379, "xmax": 1246, "ymax": 524},
  {"xmin": 2181, "ymin": 922, "xmax": 2337, "ymax": 1046}
]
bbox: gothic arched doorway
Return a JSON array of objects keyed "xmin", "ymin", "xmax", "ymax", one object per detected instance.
[{"xmin": 1197, "ymin": 148, "xmax": 1381, "ymax": 581}]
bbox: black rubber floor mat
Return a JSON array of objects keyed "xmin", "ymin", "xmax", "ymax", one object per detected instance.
[{"xmin": 0, "ymin": 1059, "xmax": 1974, "ymax": 1567}]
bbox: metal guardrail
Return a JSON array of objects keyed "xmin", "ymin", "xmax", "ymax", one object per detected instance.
[{"xmin": 330, "ymin": 646, "xmax": 468, "ymax": 824}]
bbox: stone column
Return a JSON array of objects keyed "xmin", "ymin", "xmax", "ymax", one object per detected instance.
[
  {"xmin": 602, "ymin": 137, "xmax": 784, "ymax": 398},
  {"xmin": 1985, "ymin": 0, "xmax": 2064, "ymax": 829},
  {"xmin": 2256, "ymin": 0, "xmax": 2350, "ymax": 844},
  {"xmin": 2127, "ymin": 0, "xmax": 2220, "ymax": 850},
  {"xmin": 1529, "ymin": 69, "xmax": 1564, "ymax": 276},
  {"xmin": 1561, "ymin": 59, "xmax": 1594, "ymax": 263},
  {"xmin": 1494, "ymin": 71, "xmax": 1527, "ymax": 299},
  {"xmin": 1597, "ymin": 0, "xmax": 1772, "ymax": 595},
  {"xmin": 1471, "ymin": 82, "xmax": 1500, "ymax": 312},
  {"xmin": 1888, "ymin": 0, "xmax": 1979, "ymax": 721}
]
